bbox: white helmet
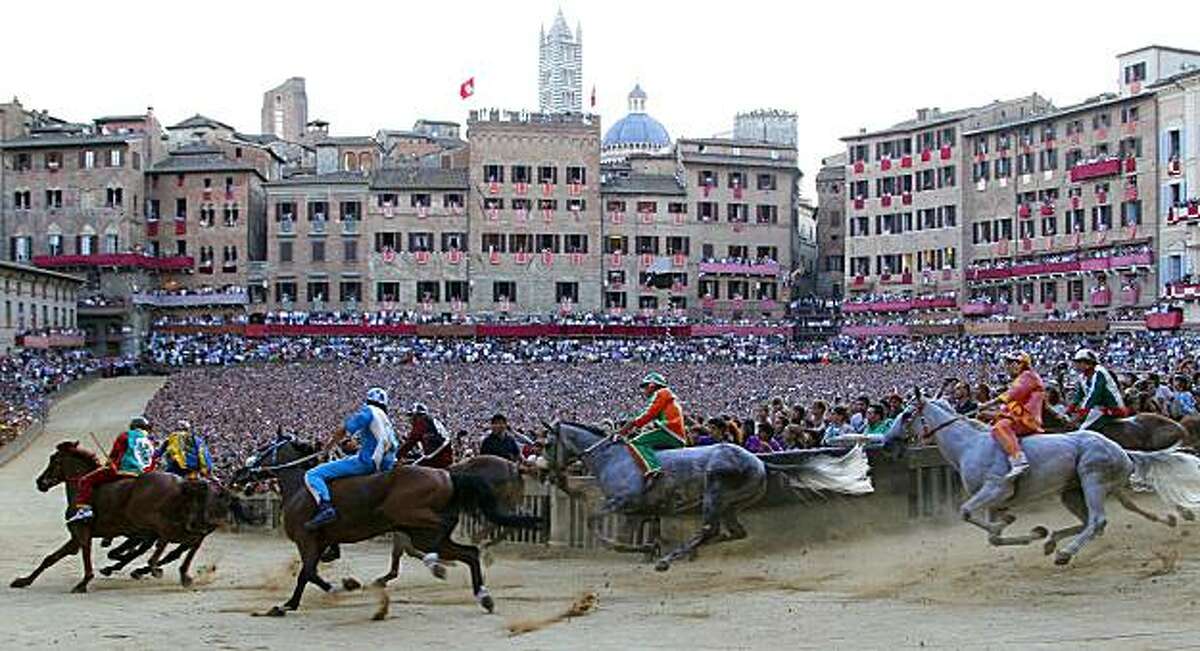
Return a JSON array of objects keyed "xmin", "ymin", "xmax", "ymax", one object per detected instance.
[
  {"xmin": 366, "ymin": 387, "xmax": 389, "ymax": 409},
  {"xmin": 409, "ymin": 402, "xmax": 430, "ymax": 416},
  {"xmin": 1073, "ymin": 348, "xmax": 1098, "ymax": 364}
]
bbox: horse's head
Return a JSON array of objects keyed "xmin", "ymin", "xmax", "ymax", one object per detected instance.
[
  {"xmin": 884, "ymin": 388, "xmax": 961, "ymax": 452},
  {"xmin": 542, "ymin": 421, "xmax": 609, "ymax": 497},
  {"xmin": 37, "ymin": 441, "xmax": 100, "ymax": 492},
  {"xmin": 230, "ymin": 433, "xmax": 319, "ymax": 487}
]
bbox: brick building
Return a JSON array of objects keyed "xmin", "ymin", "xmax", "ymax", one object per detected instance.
[
  {"xmin": 262, "ymin": 77, "xmax": 308, "ymax": 143},
  {"xmin": 0, "ymin": 260, "xmax": 82, "ymax": 354},
  {"xmin": 815, "ymin": 152, "xmax": 846, "ymax": 298}
]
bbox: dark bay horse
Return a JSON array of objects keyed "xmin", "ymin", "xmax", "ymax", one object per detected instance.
[
  {"xmin": 371, "ymin": 454, "xmax": 527, "ymax": 588},
  {"xmin": 233, "ymin": 436, "xmax": 540, "ymax": 615},
  {"xmin": 546, "ymin": 422, "xmax": 873, "ymax": 571},
  {"xmin": 1042, "ymin": 407, "xmax": 1186, "ymax": 451},
  {"xmin": 11, "ymin": 441, "xmax": 230, "ymax": 592},
  {"xmin": 886, "ymin": 393, "xmax": 1200, "ymax": 564}
]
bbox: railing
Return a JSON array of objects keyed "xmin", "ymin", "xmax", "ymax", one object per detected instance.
[
  {"xmin": 1147, "ymin": 311, "xmax": 1184, "ymax": 330},
  {"xmin": 841, "ymin": 297, "xmax": 956, "ymax": 314},
  {"xmin": 1068, "ymin": 157, "xmax": 1122, "ymax": 183},
  {"xmin": 16, "ymin": 333, "xmax": 86, "ymax": 348},
  {"xmin": 966, "ymin": 252, "xmax": 1153, "ymax": 282},
  {"xmin": 132, "ymin": 292, "xmax": 249, "ymax": 308},
  {"xmin": 697, "ymin": 261, "xmax": 780, "ymax": 276},
  {"xmin": 155, "ymin": 323, "xmax": 793, "ymax": 339}
]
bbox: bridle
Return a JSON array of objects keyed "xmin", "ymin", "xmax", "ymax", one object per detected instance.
[
  {"xmin": 906, "ymin": 402, "xmax": 966, "ymax": 443},
  {"xmin": 245, "ymin": 437, "xmax": 326, "ymax": 476},
  {"xmin": 545, "ymin": 423, "xmax": 613, "ymax": 498}
]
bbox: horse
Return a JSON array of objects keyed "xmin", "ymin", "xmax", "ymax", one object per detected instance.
[
  {"xmin": 371, "ymin": 454, "xmax": 527, "ymax": 588},
  {"xmin": 884, "ymin": 391, "xmax": 1200, "ymax": 564},
  {"xmin": 11, "ymin": 441, "xmax": 230, "ymax": 592},
  {"xmin": 544, "ymin": 421, "xmax": 873, "ymax": 572},
  {"xmin": 1041, "ymin": 406, "xmax": 1186, "ymax": 451},
  {"xmin": 231, "ymin": 435, "xmax": 541, "ymax": 615}
]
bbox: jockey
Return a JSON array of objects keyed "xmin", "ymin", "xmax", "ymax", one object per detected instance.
[
  {"xmin": 156, "ymin": 420, "xmax": 212, "ymax": 479},
  {"xmin": 617, "ymin": 372, "xmax": 688, "ymax": 486},
  {"xmin": 397, "ymin": 403, "xmax": 454, "ymax": 469},
  {"xmin": 67, "ymin": 416, "xmax": 156, "ymax": 523},
  {"xmin": 1068, "ymin": 348, "xmax": 1128, "ymax": 429},
  {"xmin": 303, "ymin": 387, "xmax": 398, "ymax": 530},
  {"xmin": 978, "ymin": 351, "xmax": 1044, "ymax": 481}
]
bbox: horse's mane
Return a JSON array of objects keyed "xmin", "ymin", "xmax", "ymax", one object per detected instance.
[
  {"xmin": 559, "ymin": 421, "xmax": 611, "ymax": 438},
  {"xmin": 56, "ymin": 440, "xmax": 100, "ymax": 466},
  {"xmin": 925, "ymin": 399, "xmax": 989, "ymax": 432}
]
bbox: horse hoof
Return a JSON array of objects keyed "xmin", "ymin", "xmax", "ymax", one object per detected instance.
[
  {"xmin": 71, "ymin": 584, "xmax": 88, "ymax": 594},
  {"xmin": 131, "ymin": 570, "xmax": 146, "ymax": 580},
  {"xmin": 480, "ymin": 594, "xmax": 495, "ymax": 613},
  {"xmin": 1043, "ymin": 540, "xmax": 1057, "ymax": 556},
  {"xmin": 151, "ymin": 568, "xmax": 163, "ymax": 579},
  {"xmin": 431, "ymin": 565, "xmax": 447, "ymax": 581},
  {"xmin": 265, "ymin": 606, "xmax": 287, "ymax": 617},
  {"xmin": 342, "ymin": 577, "xmax": 362, "ymax": 592},
  {"xmin": 180, "ymin": 574, "xmax": 194, "ymax": 589},
  {"xmin": 10, "ymin": 577, "xmax": 31, "ymax": 589},
  {"xmin": 1031, "ymin": 526, "xmax": 1049, "ymax": 540},
  {"xmin": 1054, "ymin": 552, "xmax": 1072, "ymax": 566},
  {"xmin": 99, "ymin": 568, "xmax": 114, "ymax": 577},
  {"xmin": 654, "ymin": 560, "xmax": 671, "ymax": 572}
]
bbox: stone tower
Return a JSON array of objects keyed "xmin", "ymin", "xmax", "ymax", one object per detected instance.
[
  {"xmin": 261, "ymin": 77, "xmax": 308, "ymax": 142},
  {"xmin": 538, "ymin": 9, "xmax": 583, "ymax": 113}
]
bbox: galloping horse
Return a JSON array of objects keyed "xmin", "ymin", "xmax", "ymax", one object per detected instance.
[
  {"xmin": 885, "ymin": 392, "xmax": 1200, "ymax": 564},
  {"xmin": 545, "ymin": 422, "xmax": 873, "ymax": 572},
  {"xmin": 1041, "ymin": 406, "xmax": 1186, "ymax": 451},
  {"xmin": 232, "ymin": 435, "xmax": 540, "ymax": 615},
  {"xmin": 11, "ymin": 441, "xmax": 230, "ymax": 592}
]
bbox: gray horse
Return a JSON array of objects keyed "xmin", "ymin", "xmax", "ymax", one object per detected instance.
[
  {"xmin": 546, "ymin": 422, "xmax": 873, "ymax": 571},
  {"xmin": 885, "ymin": 392, "xmax": 1200, "ymax": 564}
]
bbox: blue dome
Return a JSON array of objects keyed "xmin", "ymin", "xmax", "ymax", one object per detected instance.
[{"xmin": 603, "ymin": 112, "xmax": 671, "ymax": 148}]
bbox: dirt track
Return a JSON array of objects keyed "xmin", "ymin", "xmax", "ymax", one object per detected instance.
[{"xmin": 3, "ymin": 378, "xmax": 1200, "ymax": 650}]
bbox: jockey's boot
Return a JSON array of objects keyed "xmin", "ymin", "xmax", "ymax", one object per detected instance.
[
  {"xmin": 304, "ymin": 501, "xmax": 338, "ymax": 531},
  {"xmin": 1005, "ymin": 451, "xmax": 1030, "ymax": 481},
  {"xmin": 66, "ymin": 506, "xmax": 94, "ymax": 524}
]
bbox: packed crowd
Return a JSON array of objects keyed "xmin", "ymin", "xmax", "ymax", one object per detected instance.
[
  {"xmin": 0, "ymin": 350, "xmax": 115, "ymax": 448},
  {"xmin": 138, "ymin": 329, "xmax": 1200, "ymax": 478},
  {"xmin": 152, "ymin": 310, "xmax": 795, "ymax": 329}
]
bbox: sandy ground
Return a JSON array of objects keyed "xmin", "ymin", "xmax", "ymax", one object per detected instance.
[{"xmin": 2, "ymin": 377, "xmax": 1200, "ymax": 650}]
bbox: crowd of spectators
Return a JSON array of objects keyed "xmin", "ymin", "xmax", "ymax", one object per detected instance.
[{"xmin": 0, "ymin": 350, "xmax": 115, "ymax": 449}]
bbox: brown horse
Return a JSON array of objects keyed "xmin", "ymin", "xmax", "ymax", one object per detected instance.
[
  {"xmin": 371, "ymin": 454, "xmax": 528, "ymax": 588},
  {"xmin": 11, "ymin": 441, "xmax": 229, "ymax": 593},
  {"xmin": 1042, "ymin": 407, "xmax": 1186, "ymax": 451},
  {"xmin": 233, "ymin": 436, "xmax": 541, "ymax": 615}
]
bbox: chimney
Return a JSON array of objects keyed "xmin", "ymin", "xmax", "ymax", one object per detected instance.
[{"xmin": 917, "ymin": 108, "xmax": 929, "ymax": 122}]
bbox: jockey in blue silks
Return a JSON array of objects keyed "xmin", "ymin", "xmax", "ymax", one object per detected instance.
[{"xmin": 303, "ymin": 387, "xmax": 398, "ymax": 530}]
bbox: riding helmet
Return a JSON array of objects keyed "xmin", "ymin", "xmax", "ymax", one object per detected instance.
[
  {"xmin": 366, "ymin": 387, "xmax": 390, "ymax": 409},
  {"xmin": 1073, "ymin": 348, "xmax": 1098, "ymax": 364},
  {"xmin": 409, "ymin": 402, "xmax": 430, "ymax": 416},
  {"xmin": 130, "ymin": 415, "xmax": 151, "ymax": 431},
  {"xmin": 640, "ymin": 372, "xmax": 668, "ymax": 389}
]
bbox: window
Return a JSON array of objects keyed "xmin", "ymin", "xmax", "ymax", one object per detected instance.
[
  {"xmin": 1118, "ymin": 137, "xmax": 1141, "ymax": 159},
  {"xmin": 1066, "ymin": 209, "xmax": 1085, "ymax": 234},
  {"xmin": 340, "ymin": 201, "xmax": 361, "ymax": 221},
  {"xmin": 1019, "ymin": 220, "xmax": 1035, "ymax": 239},
  {"xmin": 1039, "ymin": 148, "xmax": 1058, "ymax": 171},
  {"xmin": 339, "ymin": 281, "xmax": 362, "ymax": 303},
  {"xmin": 755, "ymin": 205, "xmax": 778, "ymax": 224},
  {"xmin": 697, "ymin": 202, "xmax": 717, "ymax": 222},
  {"xmin": 941, "ymin": 205, "xmax": 957, "ymax": 227},
  {"xmin": 567, "ymin": 198, "xmax": 586, "ymax": 213},
  {"xmin": 756, "ymin": 174, "xmax": 776, "ymax": 190},
  {"xmin": 1067, "ymin": 280, "xmax": 1084, "ymax": 302},
  {"xmin": 726, "ymin": 204, "xmax": 748, "ymax": 223},
  {"xmin": 537, "ymin": 166, "xmax": 557, "ymax": 185},
  {"xmin": 343, "ymin": 240, "xmax": 358, "ymax": 262},
  {"xmin": 408, "ymin": 232, "xmax": 434, "ymax": 252},
  {"xmin": 728, "ymin": 245, "xmax": 749, "ymax": 260},
  {"xmin": 639, "ymin": 295, "xmax": 660, "ymax": 310},
  {"xmin": 666, "ymin": 236, "xmax": 690, "ymax": 255},
  {"xmin": 376, "ymin": 282, "xmax": 400, "ymax": 303},
  {"xmin": 481, "ymin": 233, "xmax": 506, "ymax": 252},
  {"xmin": 851, "ymin": 215, "xmax": 870, "ymax": 237},
  {"xmin": 972, "ymin": 160, "xmax": 990, "ymax": 182},
  {"xmin": 417, "ymin": 281, "xmax": 440, "ymax": 303},
  {"xmin": 635, "ymin": 236, "xmax": 659, "ymax": 255},
  {"xmin": 727, "ymin": 280, "xmax": 749, "ymax": 300},
  {"xmin": 378, "ymin": 193, "xmax": 399, "ymax": 208},
  {"xmin": 47, "ymin": 234, "xmax": 62, "ymax": 256},
  {"xmin": 566, "ymin": 166, "xmax": 586, "ymax": 185},
  {"xmin": 1017, "ymin": 152, "xmax": 1034, "ymax": 175},
  {"xmin": 1121, "ymin": 105, "xmax": 1140, "ymax": 124},
  {"xmin": 697, "ymin": 170, "xmax": 717, "ymax": 187},
  {"xmin": 44, "ymin": 152, "xmax": 62, "ymax": 170},
  {"xmin": 445, "ymin": 281, "xmax": 469, "ymax": 303},
  {"xmin": 108, "ymin": 149, "xmax": 123, "ymax": 167},
  {"xmin": 1092, "ymin": 112, "xmax": 1111, "ymax": 130},
  {"xmin": 511, "ymin": 165, "xmax": 531, "ymax": 183},
  {"xmin": 1091, "ymin": 205, "xmax": 1113, "ymax": 231},
  {"xmin": 1168, "ymin": 130, "xmax": 1182, "ymax": 159},
  {"xmin": 556, "ymin": 282, "xmax": 579, "ymax": 304},
  {"xmin": 279, "ymin": 241, "xmax": 293, "ymax": 263},
  {"xmin": 604, "ymin": 236, "xmax": 628, "ymax": 254},
  {"xmin": 756, "ymin": 245, "xmax": 778, "ymax": 261},
  {"xmin": 1041, "ymin": 216, "xmax": 1058, "ymax": 236},
  {"xmin": 727, "ymin": 171, "xmax": 745, "ymax": 189},
  {"xmin": 918, "ymin": 169, "xmax": 935, "ymax": 191},
  {"xmin": 310, "ymin": 241, "xmax": 325, "ymax": 262},
  {"xmin": 307, "ymin": 201, "xmax": 328, "ymax": 221},
  {"xmin": 275, "ymin": 281, "xmax": 297, "ymax": 303},
  {"xmin": 275, "ymin": 201, "xmax": 296, "ymax": 221},
  {"xmin": 44, "ymin": 189, "xmax": 62, "ymax": 209},
  {"xmin": 1121, "ymin": 200, "xmax": 1141, "ymax": 226},
  {"xmin": 1124, "ymin": 62, "xmax": 1146, "ymax": 84},
  {"xmin": 81, "ymin": 151, "xmax": 95, "ymax": 169},
  {"xmin": 508, "ymin": 234, "xmax": 533, "ymax": 253},
  {"xmin": 605, "ymin": 292, "xmax": 628, "ymax": 309},
  {"xmin": 105, "ymin": 187, "xmax": 123, "ymax": 207},
  {"xmin": 492, "ymin": 281, "xmax": 516, "ymax": 303},
  {"xmin": 668, "ymin": 202, "xmax": 687, "ymax": 215},
  {"xmin": 1041, "ymin": 281, "xmax": 1058, "ymax": 304},
  {"xmin": 11, "ymin": 190, "xmax": 30, "ymax": 210},
  {"xmin": 103, "ymin": 233, "xmax": 119, "ymax": 254},
  {"xmin": 995, "ymin": 157, "xmax": 1012, "ymax": 178},
  {"xmin": 939, "ymin": 166, "xmax": 956, "ymax": 187},
  {"xmin": 441, "ymin": 232, "xmax": 466, "ymax": 251},
  {"xmin": 76, "ymin": 235, "xmax": 96, "ymax": 255},
  {"xmin": 443, "ymin": 193, "xmax": 464, "ymax": 209},
  {"xmin": 536, "ymin": 234, "xmax": 561, "ymax": 253},
  {"xmin": 564, "ymin": 234, "xmax": 588, "ymax": 253},
  {"xmin": 11, "ymin": 236, "xmax": 32, "ymax": 261}
]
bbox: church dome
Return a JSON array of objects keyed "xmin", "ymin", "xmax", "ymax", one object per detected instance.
[{"xmin": 603, "ymin": 84, "xmax": 671, "ymax": 150}]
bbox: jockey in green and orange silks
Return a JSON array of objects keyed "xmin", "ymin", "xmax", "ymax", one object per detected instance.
[
  {"xmin": 617, "ymin": 372, "xmax": 688, "ymax": 483},
  {"xmin": 979, "ymin": 351, "xmax": 1044, "ymax": 482}
]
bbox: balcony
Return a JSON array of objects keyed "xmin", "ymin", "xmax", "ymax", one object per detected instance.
[
  {"xmin": 962, "ymin": 302, "xmax": 1009, "ymax": 316},
  {"xmin": 840, "ymin": 296, "xmax": 956, "ymax": 314},
  {"xmin": 1068, "ymin": 157, "xmax": 1122, "ymax": 183},
  {"xmin": 1166, "ymin": 283, "xmax": 1200, "ymax": 301},
  {"xmin": 1089, "ymin": 289, "xmax": 1112, "ymax": 307},
  {"xmin": 174, "ymin": 219, "xmax": 187, "ymax": 235},
  {"xmin": 32, "ymin": 253, "xmax": 194, "ymax": 271},
  {"xmin": 132, "ymin": 292, "xmax": 249, "ymax": 308},
  {"xmin": 1167, "ymin": 202, "xmax": 1200, "ymax": 225},
  {"xmin": 697, "ymin": 260, "xmax": 780, "ymax": 276},
  {"xmin": 878, "ymin": 272, "xmax": 913, "ymax": 286},
  {"xmin": 310, "ymin": 220, "xmax": 328, "ymax": 234},
  {"xmin": 1147, "ymin": 310, "xmax": 1184, "ymax": 330},
  {"xmin": 17, "ymin": 333, "xmax": 86, "ymax": 349},
  {"xmin": 342, "ymin": 220, "xmax": 359, "ymax": 235}
]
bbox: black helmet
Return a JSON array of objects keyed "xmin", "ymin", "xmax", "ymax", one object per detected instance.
[{"xmin": 130, "ymin": 416, "xmax": 151, "ymax": 431}]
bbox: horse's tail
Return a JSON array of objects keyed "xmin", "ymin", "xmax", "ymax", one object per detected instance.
[
  {"xmin": 448, "ymin": 471, "xmax": 544, "ymax": 530},
  {"xmin": 1127, "ymin": 448, "xmax": 1200, "ymax": 511},
  {"xmin": 764, "ymin": 447, "xmax": 874, "ymax": 496}
]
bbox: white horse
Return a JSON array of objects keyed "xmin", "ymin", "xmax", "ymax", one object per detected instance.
[{"xmin": 885, "ymin": 391, "xmax": 1200, "ymax": 564}]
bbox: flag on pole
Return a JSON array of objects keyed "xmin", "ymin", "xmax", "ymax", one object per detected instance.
[{"xmin": 459, "ymin": 77, "xmax": 475, "ymax": 100}]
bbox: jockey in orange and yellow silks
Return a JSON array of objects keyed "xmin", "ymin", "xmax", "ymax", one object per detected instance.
[{"xmin": 979, "ymin": 351, "xmax": 1044, "ymax": 481}]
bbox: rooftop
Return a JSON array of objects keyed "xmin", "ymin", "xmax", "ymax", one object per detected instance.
[
  {"xmin": 149, "ymin": 146, "xmax": 265, "ymax": 177},
  {"xmin": 94, "ymin": 114, "xmax": 148, "ymax": 123},
  {"xmin": 0, "ymin": 259, "xmax": 85, "ymax": 284},
  {"xmin": 0, "ymin": 132, "xmax": 139, "ymax": 150},
  {"xmin": 168, "ymin": 114, "xmax": 236, "ymax": 131},
  {"xmin": 962, "ymin": 92, "xmax": 1148, "ymax": 136},
  {"xmin": 314, "ymin": 136, "xmax": 379, "ymax": 148},
  {"xmin": 1116, "ymin": 44, "xmax": 1200, "ymax": 58},
  {"xmin": 266, "ymin": 170, "xmax": 371, "ymax": 187}
]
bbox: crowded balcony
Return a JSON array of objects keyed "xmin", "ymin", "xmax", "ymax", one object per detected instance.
[
  {"xmin": 131, "ymin": 287, "xmax": 249, "ymax": 308},
  {"xmin": 965, "ymin": 245, "xmax": 1153, "ymax": 282},
  {"xmin": 32, "ymin": 253, "xmax": 194, "ymax": 271},
  {"xmin": 16, "ymin": 329, "xmax": 86, "ymax": 349},
  {"xmin": 1166, "ymin": 199, "xmax": 1200, "ymax": 225},
  {"xmin": 840, "ymin": 292, "xmax": 957, "ymax": 314},
  {"xmin": 697, "ymin": 258, "xmax": 780, "ymax": 276},
  {"xmin": 1067, "ymin": 155, "xmax": 1128, "ymax": 183}
]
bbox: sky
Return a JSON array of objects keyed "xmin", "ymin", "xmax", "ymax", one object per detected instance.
[{"xmin": 4, "ymin": 0, "xmax": 1199, "ymax": 196}]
